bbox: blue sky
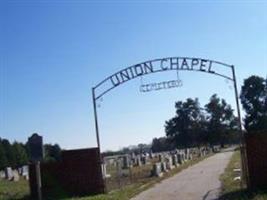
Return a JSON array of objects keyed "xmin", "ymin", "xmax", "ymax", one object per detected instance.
[{"xmin": 1, "ymin": 1, "xmax": 266, "ymax": 151}]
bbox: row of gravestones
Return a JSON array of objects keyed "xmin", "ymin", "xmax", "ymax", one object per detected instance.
[
  {"xmin": 102, "ymin": 153, "xmax": 152, "ymax": 178},
  {"xmin": 0, "ymin": 166, "xmax": 29, "ymax": 182},
  {"xmin": 102, "ymin": 146, "xmax": 220, "ymax": 178},
  {"xmin": 151, "ymin": 146, "xmax": 221, "ymax": 177},
  {"xmin": 152, "ymin": 150, "xmax": 193, "ymax": 177}
]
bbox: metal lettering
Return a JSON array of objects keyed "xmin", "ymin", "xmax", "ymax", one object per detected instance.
[
  {"xmin": 162, "ymin": 81, "xmax": 168, "ymax": 89},
  {"xmin": 120, "ymin": 70, "xmax": 131, "ymax": 82},
  {"xmin": 143, "ymin": 62, "xmax": 154, "ymax": 73},
  {"xmin": 140, "ymin": 80, "xmax": 182, "ymax": 92},
  {"xmin": 128, "ymin": 67, "xmax": 135, "ymax": 78},
  {"xmin": 110, "ymin": 74, "xmax": 121, "ymax": 86},
  {"xmin": 105, "ymin": 57, "xmax": 228, "ymax": 93},
  {"xmin": 181, "ymin": 58, "xmax": 190, "ymax": 70},
  {"xmin": 191, "ymin": 58, "xmax": 199, "ymax": 70},
  {"xmin": 147, "ymin": 83, "xmax": 152, "ymax": 92},
  {"xmin": 208, "ymin": 61, "xmax": 215, "ymax": 73},
  {"xmin": 170, "ymin": 58, "xmax": 179, "ymax": 69},
  {"xmin": 161, "ymin": 58, "xmax": 168, "ymax": 70},
  {"xmin": 199, "ymin": 59, "xmax": 208, "ymax": 71},
  {"xmin": 134, "ymin": 64, "xmax": 144, "ymax": 76},
  {"xmin": 155, "ymin": 82, "xmax": 163, "ymax": 90}
]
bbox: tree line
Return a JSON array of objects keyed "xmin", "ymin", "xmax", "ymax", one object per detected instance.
[
  {"xmin": 152, "ymin": 75, "xmax": 267, "ymax": 152},
  {"xmin": 0, "ymin": 138, "xmax": 62, "ymax": 170}
]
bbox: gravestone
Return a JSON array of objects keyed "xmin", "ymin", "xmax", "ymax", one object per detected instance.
[
  {"xmin": 23, "ymin": 173, "xmax": 29, "ymax": 180},
  {"xmin": 161, "ymin": 162, "xmax": 168, "ymax": 172},
  {"xmin": 22, "ymin": 165, "xmax": 29, "ymax": 176},
  {"xmin": 28, "ymin": 133, "xmax": 43, "ymax": 200},
  {"xmin": 198, "ymin": 147, "xmax": 202, "ymax": 157},
  {"xmin": 106, "ymin": 158, "xmax": 116, "ymax": 166},
  {"xmin": 181, "ymin": 153, "xmax": 185, "ymax": 162},
  {"xmin": 166, "ymin": 156, "xmax": 174, "ymax": 170},
  {"xmin": 141, "ymin": 156, "xmax": 147, "ymax": 165},
  {"xmin": 28, "ymin": 133, "xmax": 44, "ymax": 162},
  {"xmin": 131, "ymin": 157, "xmax": 136, "ymax": 166},
  {"xmin": 101, "ymin": 163, "xmax": 107, "ymax": 178},
  {"xmin": 189, "ymin": 153, "xmax": 193, "ymax": 160},
  {"xmin": 131, "ymin": 152, "xmax": 135, "ymax": 159},
  {"xmin": 149, "ymin": 150, "xmax": 154, "ymax": 159},
  {"xmin": 185, "ymin": 148, "xmax": 189, "ymax": 160},
  {"xmin": 177, "ymin": 153, "xmax": 183, "ymax": 165},
  {"xmin": 101, "ymin": 163, "xmax": 111, "ymax": 178},
  {"xmin": 5, "ymin": 167, "xmax": 13, "ymax": 180},
  {"xmin": 115, "ymin": 159, "xmax": 123, "ymax": 180},
  {"xmin": 12, "ymin": 170, "xmax": 20, "ymax": 182},
  {"xmin": 152, "ymin": 163, "xmax": 163, "ymax": 177},
  {"xmin": 0, "ymin": 170, "xmax": 5, "ymax": 179},
  {"xmin": 172, "ymin": 154, "xmax": 178, "ymax": 167},
  {"xmin": 122, "ymin": 156, "xmax": 130, "ymax": 169},
  {"xmin": 18, "ymin": 167, "xmax": 22, "ymax": 175},
  {"xmin": 136, "ymin": 156, "xmax": 142, "ymax": 166},
  {"xmin": 159, "ymin": 154, "xmax": 163, "ymax": 162},
  {"xmin": 128, "ymin": 158, "xmax": 133, "ymax": 168}
]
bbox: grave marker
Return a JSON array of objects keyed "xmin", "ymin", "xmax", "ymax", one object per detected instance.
[
  {"xmin": 152, "ymin": 163, "xmax": 163, "ymax": 177},
  {"xmin": 5, "ymin": 167, "xmax": 13, "ymax": 180}
]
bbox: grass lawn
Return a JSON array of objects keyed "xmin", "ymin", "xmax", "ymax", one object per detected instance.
[
  {"xmin": 0, "ymin": 178, "xmax": 30, "ymax": 200},
  {"xmin": 220, "ymin": 150, "xmax": 267, "ymax": 200}
]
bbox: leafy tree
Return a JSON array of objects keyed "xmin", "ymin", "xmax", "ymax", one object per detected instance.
[
  {"xmin": 240, "ymin": 75, "xmax": 267, "ymax": 132},
  {"xmin": 24, "ymin": 141, "xmax": 31, "ymax": 159},
  {"xmin": 13, "ymin": 142, "xmax": 28, "ymax": 167},
  {"xmin": 44, "ymin": 144, "xmax": 61, "ymax": 162},
  {"xmin": 205, "ymin": 94, "xmax": 238, "ymax": 147},
  {"xmin": 151, "ymin": 137, "xmax": 174, "ymax": 152},
  {"xmin": 1, "ymin": 139, "xmax": 16, "ymax": 167},
  {"xmin": 165, "ymin": 98, "xmax": 206, "ymax": 147},
  {"xmin": 0, "ymin": 139, "xmax": 8, "ymax": 170},
  {"xmin": 164, "ymin": 95, "xmax": 239, "ymax": 150}
]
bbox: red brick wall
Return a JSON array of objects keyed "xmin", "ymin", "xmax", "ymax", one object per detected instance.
[
  {"xmin": 245, "ymin": 132, "xmax": 267, "ymax": 189},
  {"xmin": 29, "ymin": 147, "xmax": 105, "ymax": 198}
]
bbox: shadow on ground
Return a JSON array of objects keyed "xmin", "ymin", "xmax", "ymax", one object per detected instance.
[{"xmin": 219, "ymin": 189, "xmax": 267, "ymax": 200}]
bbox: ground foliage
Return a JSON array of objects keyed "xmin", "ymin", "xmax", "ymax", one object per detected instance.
[
  {"xmin": 0, "ymin": 179, "xmax": 30, "ymax": 200},
  {"xmin": 220, "ymin": 150, "xmax": 267, "ymax": 200}
]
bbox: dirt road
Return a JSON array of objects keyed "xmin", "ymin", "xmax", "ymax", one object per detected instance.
[{"xmin": 131, "ymin": 149, "xmax": 234, "ymax": 200}]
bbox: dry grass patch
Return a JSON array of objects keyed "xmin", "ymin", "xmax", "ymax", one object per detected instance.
[{"xmin": 220, "ymin": 150, "xmax": 267, "ymax": 200}]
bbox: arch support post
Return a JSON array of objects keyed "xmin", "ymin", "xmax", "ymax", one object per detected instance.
[
  {"xmin": 92, "ymin": 88, "xmax": 107, "ymax": 192},
  {"xmin": 92, "ymin": 87, "xmax": 101, "ymax": 152},
  {"xmin": 231, "ymin": 66, "xmax": 249, "ymax": 188}
]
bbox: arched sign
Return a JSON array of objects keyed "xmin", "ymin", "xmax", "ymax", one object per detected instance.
[
  {"xmin": 93, "ymin": 57, "xmax": 234, "ymax": 100},
  {"xmin": 92, "ymin": 56, "xmax": 246, "ymax": 185}
]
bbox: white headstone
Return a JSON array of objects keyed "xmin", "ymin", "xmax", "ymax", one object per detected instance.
[
  {"xmin": 0, "ymin": 170, "xmax": 5, "ymax": 179},
  {"xmin": 172, "ymin": 154, "xmax": 179, "ymax": 167},
  {"xmin": 5, "ymin": 167, "xmax": 13, "ymax": 180},
  {"xmin": 152, "ymin": 163, "xmax": 162, "ymax": 177},
  {"xmin": 161, "ymin": 162, "xmax": 168, "ymax": 172},
  {"xmin": 12, "ymin": 170, "xmax": 20, "ymax": 182},
  {"xmin": 166, "ymin": 156, "xmax": 174, "ymax": 170}
]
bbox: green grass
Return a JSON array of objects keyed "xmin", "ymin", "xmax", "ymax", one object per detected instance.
[
  {"xmin": 0, "ymin": 178, "xmax": 30, "ymax": 200},
  {"xmin": 220, "ymin": 150, "xmax": 267, "ymax": 200}
]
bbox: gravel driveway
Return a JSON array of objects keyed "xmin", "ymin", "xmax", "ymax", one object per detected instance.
[{"xmin": 131, "ymin": 149, "xmax": 234, "ymax": 200}]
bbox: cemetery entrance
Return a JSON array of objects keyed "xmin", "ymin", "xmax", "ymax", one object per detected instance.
[{"xmin": 92, "ymin": 57, "xmax": 248, "ymax": 190}]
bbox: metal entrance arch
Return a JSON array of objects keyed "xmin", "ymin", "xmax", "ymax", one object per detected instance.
[{"xmin": 92, "ymin": 56, "xmax": 247, "ymax": 185}]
